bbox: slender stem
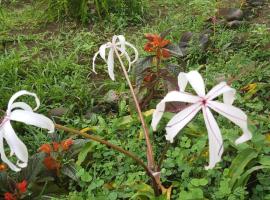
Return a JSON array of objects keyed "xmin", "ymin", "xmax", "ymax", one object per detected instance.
[
  {"xmin": 114, "ymin": 50, "xmax": 155, "ymax": 170},
  {"xmin": 55, "ymin": 124, "xmax": 160, "ymax": 195}
]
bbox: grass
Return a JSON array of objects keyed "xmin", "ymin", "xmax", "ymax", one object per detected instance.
[{"xmin": 0, "ymin": 0, "xmax": 270, "ymax": 199}]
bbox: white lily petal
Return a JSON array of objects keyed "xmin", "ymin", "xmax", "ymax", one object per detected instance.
[
  {"xmin": 165, "ymin": 103, "xmax": 201, "ymax": 143},
  {"xmin": 116, "ymin": 35, "xmax": 126, "ymax": 54},
  {"xmin": 124, "ymin": 41, "xmax": 139, "ymax": 64},
  {"xmin": 206, "ymin": 82, "xmax": 236, "ymax": 105},
  {"xmin": 10, "ymin": 102, "xmax": 33, "ymax": 111},
  {"xmin": 99, "ymin": 44, "xmax": 108, "ymax": 61},
  {"xmin": 7, "ymin": 90, "xmax": 40, "ymax": 113},
  {"xmin": 208, "ymin": 101, "xmax": 252, "ymax": 144},
  {"xmin": 0, "ymin": 132, "xmax": 21, "ymax": 172},
  {"xmin": 151, "ymin": 91, "xmax": 201, "ymax": 131},
  {"xmin": 178, "ymin": 71, "xmax": 205, "ymax": 96},
  {"xmin": 107, "ymin": 49, "xmax": 115, "ymax": 81},
  {"xmin": 117, "ymin": 47, "xmax": 132, "ymax": 72},
  {"xmin": 92, "ymin": 51, "xmax": 99, "ymax": 74},
  {"xmin": 10, "ymin": 110, "xmax": 55, "ymax": 133},
  {"xmin": 2, "ymin": 121, "xmax": 28, "ymax": 167},
  {"xmin": 202, "ymin": 107, "xmax": 224, "ymax": 170}
]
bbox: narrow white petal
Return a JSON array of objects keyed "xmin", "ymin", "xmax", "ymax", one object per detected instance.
[
  {"xmin": 202, "ymin": 107, "xmax": 224, "ymax": 170},
  {"xmin": 165, "ymin": 103, "xmax": 201, "ymax": 143},
  {"xmin": 10, "ymin": 102, "xmax": 33, "ymax": 111},
  {"xmin": 124, "ymin": 41, "xmax": 139, "ymax": 64},
  {"xmin": 99, "ymin": 44, "xmax": 108, "ymax": 61},
  {"xmin": 117, "ymin": 47, "xmax": 132, "ymax": 72},
  {"xmin": 208, "ymin": 101, "xmax": 252, "ymax": 144},
  {"xmin": 178, "ymin": 71, "xmax": 205, "ymax": 96},
  {"xmin": 151, "ymin": 91, "xmax": 201, "ymax": 131},
  {"xmin": 7, "ymin": 90, "xmax": 40, "ymax": 113},
  {"xmin": 10, "ymin": 110, "xmax": 55, "ymax": 133},
  {"xmin": 107, "ymin": 49, "xmax": 115, "ymax": 81},
  {"xmin": 116, "ymin": 35, "xmax": 126, "ymax": 54},
  {"xmin": 92, "ymin": 51, "xmax": 100, "ymax": 74},
  {"xmin": 2, "ymin": 122, "xmax": 28, "ymax": 167},
  {"xmin": 206, "ymin": 82, "xmax": 236, "ymax": 105},
  {"xmin": 0, "ymin": 132, "xmax": 21, "ymax": 172}
]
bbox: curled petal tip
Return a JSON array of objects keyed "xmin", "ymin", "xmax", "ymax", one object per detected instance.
[{"xmin": 165, "ymin": 135, "xmax": 174, "ymax": 143}]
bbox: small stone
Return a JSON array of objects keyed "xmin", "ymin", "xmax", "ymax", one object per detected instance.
[
  {"xmin": 247, "ymin": 0, "xmax": 265, "ymax": 6},
  {"xmin": 227, "ymin": 20, "xmax": 246, "ymax": 28},
  {"xmin": 48, "ymin": 107, "xmax": 68, "ymax": 117},
  {"xmin": 218, "ymin": 8, "xmax": 244, "ymax": 21},
  {"xmin": 103, "ymin": 90, "xmax": 119, "ymax": 103}
]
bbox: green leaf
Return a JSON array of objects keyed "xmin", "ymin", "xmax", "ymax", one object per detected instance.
[
  {"xmin": 76, "ymin": 142, "xmax": 94, "ymax": 166},
  {"xmin": 165, "ymin": 44, "xmax": 183, "ymax": 57},
  {"xmin": 134, "ymin": 56, "xmax": 154, "ymax": 87},
  {"xmin": 235, "ymin": 165, "xmax": 270, "ymax": 188},
  {"xmin": 259, "ymin": 156, "xmax": 270, "ymax": 166},
  {"xmin": 61, "ymin": 163, "xmax": 79, "ymax": 182},
  {"xmin": 228, "ymin": 148, "xmax": 258, "ymax": 188},
  {"xmin": 19, "ymin": 152, "xmax": 46, "ymax": 183}
]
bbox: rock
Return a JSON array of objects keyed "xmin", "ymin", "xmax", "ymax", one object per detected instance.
[
  {"xmin": 218, "ymin": 8, "xmax": 244, "ymax": 21},
  {"xmin": 48, "ymin": 107, "xmax": 68, "ymax": 117},
  {"xmin": 199, "ymin": 30, "xmax": 212, "ymax": 50},
  {"xmin": 247, "ymin": 0, "xmax": 265, "ymax": 6},
  {"xmin": 103, "ymin": 90, "xmax": 119, "ymax": 103},
  {"xmin": 227, "ymin": 20, "xmax": 246, "ymax": 28}
]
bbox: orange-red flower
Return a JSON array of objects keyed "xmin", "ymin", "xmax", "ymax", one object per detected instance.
[
  {"xmin": 4, "ymin": 192, "xmax": 16, "ymax": 200},
  {"xmin": 16, "ymin": 180, "xmax": 27, "ymax": 193},
  {"xmin": 61, "ymin": 139, "xmax": 73, "ymax": 151},
  {"xmin": 52, "ymin": 142, "xmax": 60, "ymax": 151},
  {"xmin": 0, "ymin": 163, "xmax": 7, "ymax": 171},
  {"xmin": 38, "ymin": 144, "xmax": 52, "ymax": 154},
  {"xmin": 144, "ymin": 34, "xmax": 171, "ymax": 59},
  {"xmin": 43, "ymin": 156, "xmax": 60, "ymax": 171}
]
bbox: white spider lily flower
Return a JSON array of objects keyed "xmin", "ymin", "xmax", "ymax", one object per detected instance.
[
  {"xmin": 151, "ymin": 71, "xmax": 252, "ymax": 169},
  {"xmin": 92, "ymin": 35, "xmax": 138, "ymax": 81},
  {"xmin": 0, "ymin": 90, "xmax": 55, "ymax": 172}
]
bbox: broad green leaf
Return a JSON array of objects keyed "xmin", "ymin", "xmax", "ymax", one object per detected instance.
[
  {"xmin": 61, "ymin": 163, "xmax": 79, "ymax": 182},
  {"xmin": 235, "ymin": 165, "xmax": 270, "ymax": 189},
  {"xmin": 228, "ymin": 148, "xmax": 258, "ymax": 188},
  {"xmin": 258, "ymin": 156, "xmax": 270, "ymax": 166},
  {"xmin": 76, "ymin": 142, "xmax": 94, "ymax": 166}
]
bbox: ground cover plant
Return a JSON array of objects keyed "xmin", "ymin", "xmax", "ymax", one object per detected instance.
[{"xmin": 0, "ymin": 0, "xmax": 270, "ymax": 199}]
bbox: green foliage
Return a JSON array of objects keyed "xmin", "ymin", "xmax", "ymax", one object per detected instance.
[{"xmin": 45, "ymin": 0, "xmax": 147, "ymax": 24}]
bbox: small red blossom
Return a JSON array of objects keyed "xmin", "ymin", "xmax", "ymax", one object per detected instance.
[
  {"xmin": 61, "ymin": 139, "xmax": 73, "ymax": 151},
  {"xmin": 52, "ymin": 142, "xmax": 60, "ymax": 151},
  {"xmin": 43, "ymin": 156, "xmax": 60, "ymax": 171},
  {"xmin": 0, "ymin": 163, "xmax": 7, "ymax": 171},
  {"xmin": 144, "ymin": 34, "xmax": 171, "ymax": 59},
  {"xmin": 143, "ymin": 73, "xmax": 157, "ymax": 83},
  {"xmin": 16, "ymin": 180, "xmax": 27, "ymax": 193},
  {"xmin": 4, "ymin": 192, "xmax": 16, "ymax": 200},
  {"xmin": 38, "ymin": 144, "xmax": 52, "ymax": 154}
]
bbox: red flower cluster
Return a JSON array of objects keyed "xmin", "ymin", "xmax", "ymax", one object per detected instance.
[
  {"xmin": 38, "ymin": 139, "xmax": 73, "ymax": 154},
  {"xmin": 38, "ymin": 139, "xmax": 73, "ymax": 172},
  {"xmin": 4, "ymin": 180, "xmax": 27, "ymax": 200},
  {"xmin": 144, "ymin": 34, "xmax": 171, "ymax": 59}
]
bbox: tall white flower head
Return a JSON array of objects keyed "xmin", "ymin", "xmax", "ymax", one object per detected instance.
[
  {"xmin": 151, "ymin": 71, "xmax": 252, "ymax": 169},
  {"xmin": 0, "ymin": 90, "xmax": 55, "ymax": 172},
  {"xmin": 92, "ymin": 35, "xmax": 138, "ymax": 81}
]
